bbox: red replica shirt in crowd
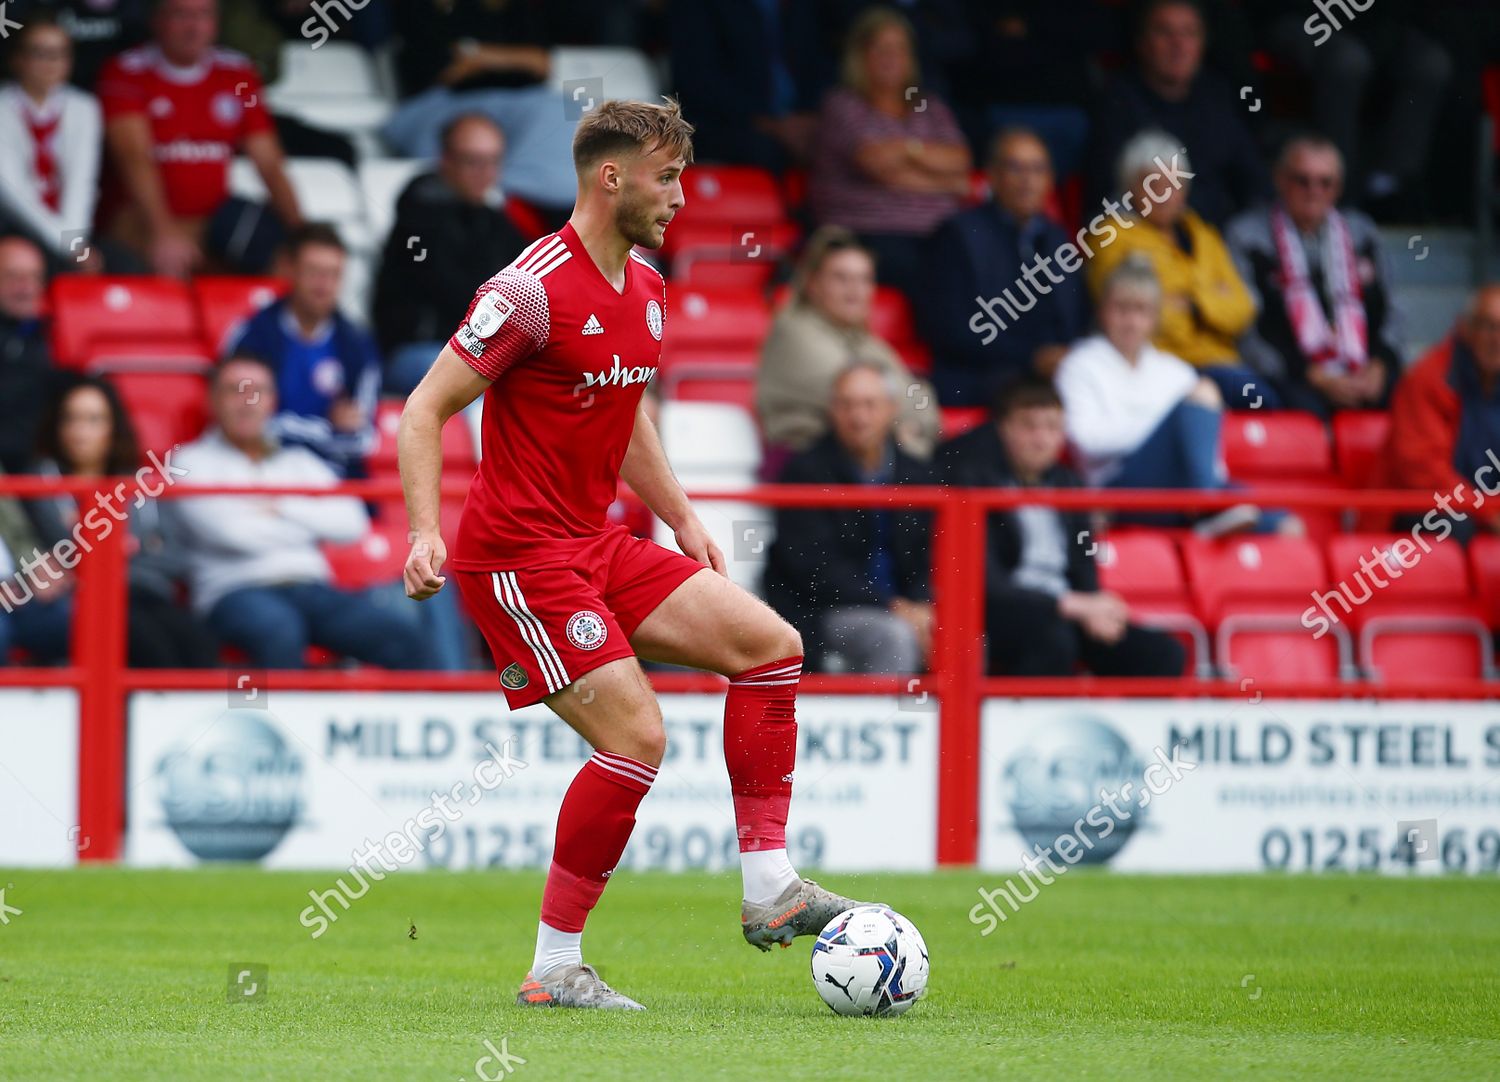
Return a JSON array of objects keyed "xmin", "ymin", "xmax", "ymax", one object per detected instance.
[
  {"xmin": 447, "ymin": 224, "xmax": 666, "ymax": 569},
  {"xmin": 97, "ymin": 44, "xmax": 272, "ymax": 219}
]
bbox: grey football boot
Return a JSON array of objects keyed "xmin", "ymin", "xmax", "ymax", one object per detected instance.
[
  {"xmin": 516, "ymin": 964, "xmax": 646, "ymax": 1010},
  {"xmin": 741, "ymin": 877, "xmax": 870, "ymax": 951}
]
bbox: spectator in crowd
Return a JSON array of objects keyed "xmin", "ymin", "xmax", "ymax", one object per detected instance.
[
  {"xmin": 171, "ymin": 356, "xmax": 424, "ymax": 670},
  {"xmin": 1087, "ymin": 132, "xmax": 1268, "ymax": 410},
  {"xmin": 669, "ymin": 0, "xmax": 836, "ymax": 169},
  {"xmin": 0, "ymin": 487, "xmax": 47, "ymax": 664},
  {"xmin": 757, "ymin": 226, "xmax": 938, "ymax": 476},
  {"xmin": 1375, "ymin": 285, "xmax": 1500, "ymax": 542},
  {"xmin": 227, "ymin": 223, "xmax": 380, "ymax": 477},
  {"xmin": 0, "ymin": 19, "xmax": 102, "ymax": 270},
  {"xmin": 808, "ymin": 7, "xmax": 972, "ymax": 299},
  {"xmin": 372, "ymin": 114, "xmax": 528, "ymax": 393},
  {"xmin": 11, "ymin": 0, "xmax": 149, "ymax": 90},
  {"xmin": 381, "ymin": 0, "xmax": 577, "ymax": 226},
  {"xmin": 938, "ymin": 376, "xmax": 1185, "ymax": 677},
  {"xmin": 951, "ymin": 0, "xmax": 1119, "ymax": 177},
  {"xmin": 0, "ymin": 235, "xmax": 62, "ymax": 476},
  {"xmin": 1086, "ymin": 0, "xmax": 1265, "ymax": 227},
  {"xmin": 96, "ymin": 0, "xmax": 303, "ymax": 277},
  {"xmin": 918, "ymin": 127, "xmax": 1088, "ymax": 406},
  {"xmin": 1257, "ymin": 0, "xmax": 1450, "ymax": 220},
  {"xmin": 1058, "ymin": 259, "xmax": 1296, "ymax": 535},
  {"xmin": 19, "ymin": 376, "xmax": 219, "ymax": 668},
  {"xmin": 1227, "ymin": 136, "xmax": 1400, "ymax": 417},
  {"xmin": 763, "ymin": 361, "xmax": 934, "ymax": 674}
]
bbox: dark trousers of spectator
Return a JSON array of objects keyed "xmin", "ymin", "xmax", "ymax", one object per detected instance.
[
  {"xmin": 208, "ymin": 581, "xmax": 424, "ymax": 670},
  {"xmin": 986, "ymin": 595, "xmax": 1185, "ymax": 677},
  {"xmin": 1265, "ymin": 16, "xmax": 1451, "ymax": 195},
  {"xmin": 0, "ymin": 586, "xmax": 219, "ymax": 667}
]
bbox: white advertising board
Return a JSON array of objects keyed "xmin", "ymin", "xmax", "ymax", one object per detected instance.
[
  {"xmin": 980, "ymin": 698, "xmax": 1500, "ymax": 875},
  {"xmin": 0, "ymin": 689, "xmax": 79, "ymax": 866},
  {"xmin": 125, "ymin": 692, "xmax": 937, "ymax": 872}
]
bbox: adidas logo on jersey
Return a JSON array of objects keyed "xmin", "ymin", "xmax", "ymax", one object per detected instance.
[{"xmin": 581, "ymin": 313, "xmax": 604, "ymax": 335}]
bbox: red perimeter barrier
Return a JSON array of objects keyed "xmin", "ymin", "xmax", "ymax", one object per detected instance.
[{"xmin": 1, "ymin": 475, "xmax": 1496, "ymax": 865}]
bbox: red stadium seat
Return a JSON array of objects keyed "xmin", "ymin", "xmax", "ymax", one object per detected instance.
[
  {"xmin": 322, "ymin": 520, "xmax": 410, "ymax": 592},
  {"xmin": 1181, "ymin": 535, "xmax": 1327, "ymax": 624},
  {"xmin": 662, "ymin": 220, "xmax": 800, "ymax": 267},
  {"xmin": 82, "ymin": 337, "xmax": 213, "ymax": 374},
  {"xmin": 669, "ymin": 372, "xmax": 758, "ymax": 413},
  {"xmin": 1332, "ymin": 410, "xmax": 1391, "ymax": 486},
  {"xmin": 670, "ymin": 257, "xmax": 776, "ymax": 292},
  {"xmin": 677, "ymin": 166, "xmax": 785, "ymax": 226},
  {"xmin": 1217, "ymin": 625, "xmax": 1346, "ymax": 685},
  {"xmin": 107, "ymin": 371, "xmax": 209, "ymax": 457},
  {"xmin": 50, "ymin": 276, "xmax": 201, "ymax": 368},
  {"xmin": 669, "ymin": 288, "xmax": 772, "ymax": 352},
  {"xmin": 369, "ymin": 401, "xmax": 477, "ymax": 476},
  {"xmin": 868, "ymin": 287, "xmax": 931, "ymax": 372},
  {"xmin": 1469, "ymin": 535, "xmax": 1500, "ymax": 628},
  {"xmin": 1325, "ymin": 533, "xmax": 1493, "ymax": 682},
  {"xmin": 1095, "ymin": 530, "xmax": 1210, "ymax": 675},
  {"xmin": 940, "ymin": 407, "xmax": 989, "ymax": 439},
  {"xmin": 193, "ymin": 276, "xmax": 286, "ymax": 354},
  {"xmin": 1221, "ymin": 411, "xmax": 1333, "ymax": 482},
  {"xmin": 658, "ymin": 343, "xmax": 761, "ymax": 376}
]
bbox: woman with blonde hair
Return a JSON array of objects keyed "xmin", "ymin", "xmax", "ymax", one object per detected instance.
[
  {"xmin": 756, "ymin": 226, "xmax": 938, "ymax": 478},
  {"xmin": 808, "ymin": 7, "xmax": 971, "ymax": 299}
]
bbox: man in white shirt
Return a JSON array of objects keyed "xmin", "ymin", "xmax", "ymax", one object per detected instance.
[{"xmin": 172, "ymin": 356, "xmax": 424, "ymax": 668}]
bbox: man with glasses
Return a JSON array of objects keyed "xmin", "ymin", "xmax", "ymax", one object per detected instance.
[
  {"xmin": 918, "ymin": 127, "xmax": 1087, "ymax": 406},
  {"xmin": 372, "ymin": 113, "xmax": 528, "ymax": 394},
  {"xmin": 1227, "ymin": 134, "xmax": 1402, "ymax": 416}
]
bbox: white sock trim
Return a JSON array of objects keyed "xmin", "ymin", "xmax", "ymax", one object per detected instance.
[
  {"xmin": 741, "ymin": 847, "xmax": 800, "ymax": 907},
  {"xmin": 532, "ymin": 920, "xmax": 583, "ymax": 979}
]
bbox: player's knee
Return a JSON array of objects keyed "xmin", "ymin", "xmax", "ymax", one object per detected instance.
[
  {"xmin": 773, "ymin": 619, "xmax": 803, "ymax": 662},
  {"xmin": 613, "ymin": 711, "xmax": 667, "ymax": 767}
]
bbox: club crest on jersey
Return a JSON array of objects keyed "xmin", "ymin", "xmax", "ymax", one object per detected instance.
[
  {"xmin": 468, "ymin": 292, "xmax": 515, "ymax": 339},
  {"xmin": 645, "ymin": 299, "xmax": 663, "ymax": 341},
  {"xmin": 580, "ymin": 354, "xmax": 658, "ymax": 390},
  {"xmin": 500, "ymin": 662, "xmax": 529, "ymax": 690},
  {"xmin": 565, "ymin": 610, "xmax": 608, "ymax": 651}
]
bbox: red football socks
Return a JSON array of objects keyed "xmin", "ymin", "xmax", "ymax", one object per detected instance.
[
  {"xmin": 723, "ymin": 655, "xmax": 803, "ymax": 853},
  {"xmin": 540, "ymin": 750, "xmax": 657, "ymax": 933}
]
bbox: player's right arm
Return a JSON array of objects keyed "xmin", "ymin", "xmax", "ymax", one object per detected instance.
[
  {"xmin": 398, "ymin": 346, "xmax": 491, "ymax": 600},
  {"xmin": 399, "ymin": 266, "xmax": 549, "ymax": 599}
]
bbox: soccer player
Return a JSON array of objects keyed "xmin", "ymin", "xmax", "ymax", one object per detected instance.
[{"xmin": 398, "ymin": 99, "xmax": 868, "ymax": 1011}]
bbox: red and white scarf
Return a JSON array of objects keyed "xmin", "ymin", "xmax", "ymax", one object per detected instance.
[
  {"xmin": 19, "ymin": 97, "xmax": 62, "ymax": 213},
  {"xmin": 1271, "ymin": 206, "xmax": 1367, "ymax": 373}
]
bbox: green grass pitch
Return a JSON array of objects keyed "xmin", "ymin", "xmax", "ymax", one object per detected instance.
[{"xmin": 0, "ymin": 867, "xmax": 1497, "ymax": 1080}]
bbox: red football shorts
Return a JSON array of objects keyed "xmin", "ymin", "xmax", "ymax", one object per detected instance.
[{"xmin": 453, "ymin": 525, "xmax": 706, "ymax": 708}]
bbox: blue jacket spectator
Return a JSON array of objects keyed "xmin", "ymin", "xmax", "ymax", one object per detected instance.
[
  {"xmin": 226, "ymin": 223, "xmax": 379, "ymax": 477},
  {"xmin": 918, "ymin": 129, "xmax": 1087, "ymax": 406}
]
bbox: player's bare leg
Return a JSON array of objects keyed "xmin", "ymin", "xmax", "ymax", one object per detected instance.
[
  {"xmin": 517, "ymin": 656, "xmax": 661, "ymax": 1010},
  {"xmin": 630, "ymin": 568, "xmax": 870, "ymax": 949}
]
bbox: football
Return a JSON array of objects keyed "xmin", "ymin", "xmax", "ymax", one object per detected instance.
[{"xmin": 810, "ymin": 905, "xmax": 929, "ymax": 1017}]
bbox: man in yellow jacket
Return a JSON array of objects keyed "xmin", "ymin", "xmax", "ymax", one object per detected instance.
[{"xmin": 1087, "ymin": 130, "xmax": 1274, "ymax": 409}]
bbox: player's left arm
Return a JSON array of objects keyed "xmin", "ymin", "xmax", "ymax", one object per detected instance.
[{"xmin": 620, "ymin": 402, "xmax": 726, "ymax": 575}]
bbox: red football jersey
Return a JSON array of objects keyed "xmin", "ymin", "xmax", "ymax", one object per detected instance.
[
  {"xmin": 97, "ymin": 44, "xmax": 273, "ymax": 219},
  {"xmin": 447, "ymin": 224, "xmax": 666, "ymax": 569}
]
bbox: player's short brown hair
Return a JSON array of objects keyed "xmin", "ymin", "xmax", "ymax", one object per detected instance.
[{"xmin": 572, "ymin": 98, "xmax": 695, "ymax": 174}]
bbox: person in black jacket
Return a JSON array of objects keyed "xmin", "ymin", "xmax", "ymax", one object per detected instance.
[
  {"xmin": 918, "ymin": 128, "xmax": 1088, "ymax": 406},
  {"xmin": 762, "ymin": 361, "xmax": 934, "ymax": 674},
  {"xmin": 937, "ymin": 376, "xmax": 1184, "ymax": 677},
  {"xmin": 372, "ymin": 114, "xmax": 528, "ymax": 391},
  {"xmin": 0, "ymin": 236, "xmax": 62, "ymax": 475}
]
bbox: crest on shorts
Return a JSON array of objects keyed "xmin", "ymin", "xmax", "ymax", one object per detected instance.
[
  {"xmin": 645, "ymin": 299, "xmax": 663, "ymax": 341},
  {"xmin": 500, "ymin": 662, "xmax": 529, "ymax": 689},
  {"xmin": 565, "ymin": 610, "xmax": 608, "ymax": 651}
]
